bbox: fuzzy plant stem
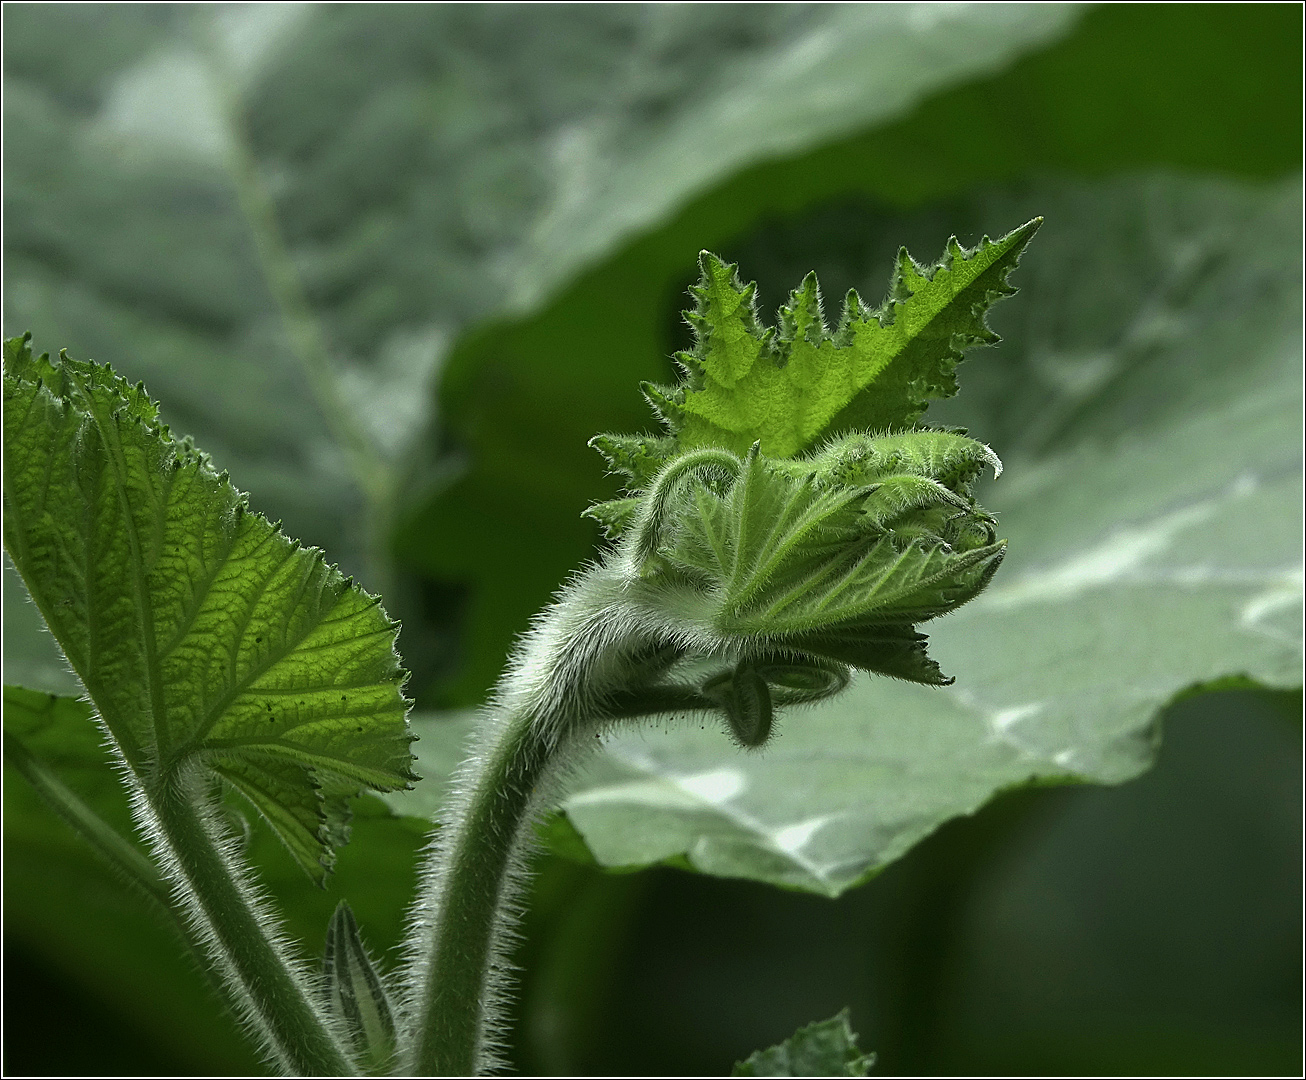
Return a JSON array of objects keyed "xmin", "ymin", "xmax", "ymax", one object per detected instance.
[
  {"xmin": 397, "ymin": 564, "xmax": 699, "ymax": 1076},
  {"xmin": 144, "ymin": 767, "xmax": 358, "ymax": 1076},
  {"xmin": 4, "ymin": 731, "xmax": 175, "ymax": 916},
  {"xmin": 401, "ymin": 702, "xmax": 555, "ymax": 1075},
  {"xmin": 2, "ymin": 732, "xmax": 252, "ymax": 1017}
]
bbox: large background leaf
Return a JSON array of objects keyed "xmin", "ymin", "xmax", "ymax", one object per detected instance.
[
  {"xmin": 2, "ymin": 3, "xmax": 1076, "ymax": 643},
  {"xmin": 3, "ymin": 4, "xmax": 1299, "ymax": 1076}
]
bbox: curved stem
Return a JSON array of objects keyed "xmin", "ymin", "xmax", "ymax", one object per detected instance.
[
  {"xmin": 394, "ymin": 561, "xmax": 857, "ymax": 1074},
  {"xmin": 634, "ymin": 447, "xmax": 741, "ymax": 569},
  {"xmin": 400, "ymin": 703, "xmax": 557, "ymax": 1076},
  {"xmin": 146, "ymin": 769, "xmax": 357, "ymax": 1076},
  {"xmin": 5, "ymin": 730, "xmax": 171, "ymax": 912}
]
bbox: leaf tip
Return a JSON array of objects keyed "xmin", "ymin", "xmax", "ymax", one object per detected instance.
[{"xmin": 1007, "ymin": 216, "xmax": 1044, "ymax": 247}]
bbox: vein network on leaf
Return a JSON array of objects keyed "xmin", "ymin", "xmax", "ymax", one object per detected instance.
[
  {"xmin": 587, "ymin": 218, "xmax": 1037, "ymax": 540},
  {"xmin": 3, "ymin": 333, "xmax": 417, "ymax": 883}
]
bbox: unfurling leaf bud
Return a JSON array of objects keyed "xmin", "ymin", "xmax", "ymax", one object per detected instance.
[
  {"xmin": 703, "ymin": 660, "xmax": 775, "ymax": 749},
  {"xmin": 579, "ymin": 226, "xmax": 1036, "ymax": 750}
]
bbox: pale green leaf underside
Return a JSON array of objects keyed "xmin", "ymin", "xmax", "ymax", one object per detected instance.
[
  {"xmin": 679, "ymin": 219, "xmax": 1039, "ymax": 457},
  {"xmin": 2, "ymin": 341, "xmax": 415, "ymax": 880},
  {"xmin": 733, "ymin": 1009, "xmax": 874, "ymax": 1077},
  {"xmin": 508, "ymin": 6, "xmax": 1079, "ymax": 315},
  {"xmin": 664, "ymin": 454, "xmax": 1003, "ymax": 637},
  {"xmin": 391, "ymin": 175, "xmax": 1301, "ymax": 897}
]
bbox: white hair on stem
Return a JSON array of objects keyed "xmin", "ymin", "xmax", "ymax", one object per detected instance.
[
  {"xmin": 394, "ymin": 547, "xmax": 745, "ymax": 1075},
  {"xmin": 124, "ymin": 750, "xmax": 357, "ymax": 1075}
]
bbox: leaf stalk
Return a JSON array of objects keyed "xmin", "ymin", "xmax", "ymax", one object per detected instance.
[{"xmin": 144, "ymin": 766, "xmax": 359, "ymax": 1076}]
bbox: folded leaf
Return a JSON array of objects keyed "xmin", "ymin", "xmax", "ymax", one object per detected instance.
[
  {"xmin": 638, "ymin": 438, "xmax": 1004, "ymax": 682},
  {"xmin": 322, "ymin": 901, "xmax": 398, "ymax": 1073},
  {"xmin": 2, "ymin": 335, "xmax": 417, "ymax": 881}
]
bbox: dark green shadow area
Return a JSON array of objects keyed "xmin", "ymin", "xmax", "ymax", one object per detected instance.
[
  {"xmin": 6, "ymin": 681, "xmax": 1297, "ymax": 1075},
  {"xmin": 506, "ymin": 688, "xmax": 1302, "ymax": 1077},
  {"xmin": 2, "ymin": 940, "xmax": 200, "ymax": 1078}
]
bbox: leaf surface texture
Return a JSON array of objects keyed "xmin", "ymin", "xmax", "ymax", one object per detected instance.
[{"xmin": 3, "ymin": 339, "xmax": 415, "ymax": 879}]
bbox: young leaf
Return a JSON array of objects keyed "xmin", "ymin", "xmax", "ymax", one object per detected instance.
[
  {"xmin": 588, "ymin": 224, "xmax": 1034, "ymax": 532},
  {"xmin": 322, "ymin": 901, "xmax": 398, "ymax": 1073},
  {"xmin": 613, "ymin": 428, "xmax": 1004, "ymax": 696},
  {"xmin": 660, "ymin": 447, "xmax": 1005, "ymax": 641},
  {"xmin": 733, "ymin": 1009, "xmax": 875, "ymax": 1077},
  {"xmin": 2, "ymin": 335, "xmax": 417, "ymax": 882},
  {"xmin": 668, "ymin": 221, "xmax": 1039, "ymax": 458}
]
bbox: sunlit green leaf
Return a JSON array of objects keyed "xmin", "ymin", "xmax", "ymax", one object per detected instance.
[
  {"xmin": 3, "ymin": 337, "xmax": 416, "ymax": 879},
  {"xmin": 666, "ymin": 223, "xmax": 1037, "ymax": 457}
]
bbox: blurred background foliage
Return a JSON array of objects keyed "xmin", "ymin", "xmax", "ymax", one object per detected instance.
[{"xmin": 2, "ymin": 3, "xmax": 1301, "ymax": 1076}]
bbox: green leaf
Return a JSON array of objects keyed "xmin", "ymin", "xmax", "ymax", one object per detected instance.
[
  {"xmin": 667, "ymin": 223, "xmax": 1038, "ymax": 458},
  {"xmin": 244, "ymin": 5, "xmax": 1078, "ymax": 339},
  {"xmin": 733, "ymin": 1010, "xmax": 875, "ymax": 1077},
  {"xmin": 587, "ymin": 227, "xmax": 1033, "ymax": 532},
  {"xmin": 2, "ymin": 337, "xmax": 416, "ymax": 880},
  {"xmin": 662, "ymin": 448, "xmax": 1005, "ymax": 641},
  {"xmin": 322, "ymin": 901, "xmax": 398, "ymax": 1073}
]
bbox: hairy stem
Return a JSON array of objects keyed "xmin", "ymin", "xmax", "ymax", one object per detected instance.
[
  {"xmin": 393, "ymin": 551, "xmax": 856, "ymax": 1073},
  {"xmin": 145, "ymin": 767, "xmax": 357, "ymax": 1076},
  {"xmin": 400, "ymin": 702, "xmax": 557, "ymax": 1075},
  {"xmin": 5, "ymin": 730, "xmax": 172, "ymax": 912},
  {"xmin": 397, "ymin": 564, "xmax": 692, "ymax": 1075},
  {"xmin": 634, "ymin": 447, "xmax": 742, "ymax": 569}
]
